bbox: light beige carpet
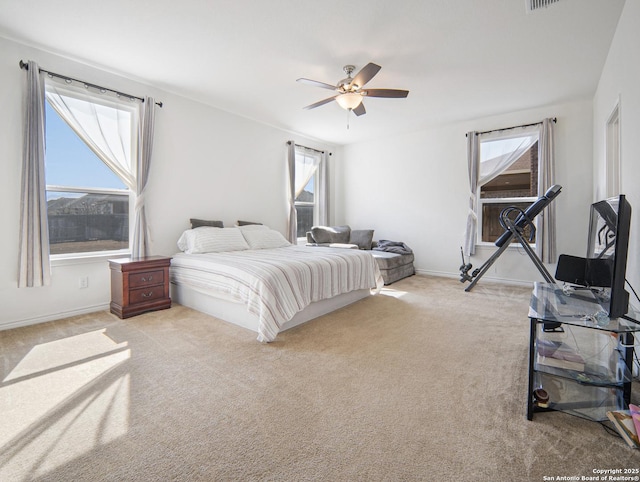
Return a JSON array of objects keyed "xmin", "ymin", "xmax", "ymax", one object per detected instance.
[{"xmin": 1, "ymin": 275, "xmax": 638, "ymax": 481}]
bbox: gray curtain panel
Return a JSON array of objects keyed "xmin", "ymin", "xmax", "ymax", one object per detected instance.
[
  {"xmin": 286, "ymin": 141, "xmax": 297, "ymax": 243},
  {"xmin": 132, "ymin": 96, "xmax": 156, "ymax": 258},
  {"xmin": 317, "ymin": 150, "xmax": 329, "ymax": 226},
  {"xmin": 463, "ymin": 131, "xmax": 479, "ymax": 257},
  {"xmin": 18, "ymin": 60, "xmax": 51, "ymax": 288},
  {"xmin": 536, "ymin": 118, "xmax": 556, "ymax": 264}
]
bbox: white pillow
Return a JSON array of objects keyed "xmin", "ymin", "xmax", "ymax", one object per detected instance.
[
  {"xmin": 177, "ymin": 227, "xmax": 249, "ymax": 254},
  {"xmin": 237, "ymin": 224, "xmax": 269, "ymax": 231},
  {"xmin": 241, "ymin": 229, "xmax": 291, "ymax": 249}
]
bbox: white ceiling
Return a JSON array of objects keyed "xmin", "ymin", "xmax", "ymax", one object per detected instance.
[{"xmin": 0, "ymin": 0, "xmax": 626, "ymax": 145}]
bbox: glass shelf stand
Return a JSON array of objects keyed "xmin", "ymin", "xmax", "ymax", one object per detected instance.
[{"xmin": 527, "ymin": 282, "xmax": 640, "ymax": 421}]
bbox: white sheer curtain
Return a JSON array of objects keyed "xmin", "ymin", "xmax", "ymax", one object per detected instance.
[
  {"xmin": 286, "ymin": 141, "xmax": 297, "ymax": 243},
  {"xmin": 45, "ymin": 81, "xmax": 137, "ymax": 190},
  {"xmin": 18, "ymin": 60, "xmax": 51, "ymax": 287},
  {"xmin": 478, "ymin": 130, "xmax": 538, "ymax": 186},
  {"xmin": 131, "ymin": 97, "xmax": 156, "ymax": 258},
  {"xmin": 294, "ymin": 147, "xmax": 321, "ymax": 197}
]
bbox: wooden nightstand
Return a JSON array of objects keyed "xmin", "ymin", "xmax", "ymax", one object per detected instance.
[{"xmin": 109, "ymin": 255, "xmax": 172, "ymax": 319}]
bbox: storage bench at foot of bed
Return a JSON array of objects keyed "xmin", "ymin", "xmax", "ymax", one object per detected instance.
[{"xmin": 370, "ymin": 251, "xmax": 415, "ymax": 285}]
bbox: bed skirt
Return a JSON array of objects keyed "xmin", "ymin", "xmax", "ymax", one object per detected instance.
[{"xmin": 170, "ymin": 282, "xmax": 370, "ymax": 338}]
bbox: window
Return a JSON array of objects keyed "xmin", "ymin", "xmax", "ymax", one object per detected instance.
[
  {"xmin": 294, "ymin": 147, "xmax": 322, "ymax": 239},
  {"xmin": 44, "ymin": 81, "xmax": 138, "ymax": 256},
  {"xmin": 477, "ymin": 133, "xmax": 539, "ymax": 244}
]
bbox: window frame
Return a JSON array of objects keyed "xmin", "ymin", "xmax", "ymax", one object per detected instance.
[
  {"xmin": 44, "ymin": 81, "xmax": 138, "ymax": 260},
  {"xmin": 476, "ymin": 132, "xmax": 540, "ymax": 248},
  {"xmin": 293, "ymin": 148, "xmax": 322, "ymax": 243}
]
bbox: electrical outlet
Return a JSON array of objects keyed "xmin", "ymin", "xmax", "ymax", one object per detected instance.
[{"xmin": 79, "ymin": 276, "xmax": 89, "ymax": 289}]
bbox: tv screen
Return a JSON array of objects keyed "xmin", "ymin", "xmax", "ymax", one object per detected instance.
[{"xmin": 586, "ymin": 195, "xmax": 632, "ymax": 319}]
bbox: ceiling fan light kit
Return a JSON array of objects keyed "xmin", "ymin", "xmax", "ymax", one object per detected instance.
[
  {"xmin": 335, "ymin": 92, "xmax": 363, "ymax": 110},
  {"xmin": 297, "ymin": 62, "xmax": 409, "ymax": 123}
]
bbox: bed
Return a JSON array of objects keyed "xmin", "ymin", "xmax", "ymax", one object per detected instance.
[{"xmin": 169, "ymin": 226, "xmax": 383, "ymax": 342}]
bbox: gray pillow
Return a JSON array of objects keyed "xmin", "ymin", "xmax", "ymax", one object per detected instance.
[
  {"xmin": 311, "ymin": 225, "xmax": 351, "ymax": 244},
  {"xmin": 237, "ymin": 220, "xmax": 262, "ymax": 226},
  {"xmin": 350, "ymin": 229, "xmax": 374, "ymax": 250},
  {"xmin": 190, "ymin": 218, "xmax": 224, "ymax": 229}
]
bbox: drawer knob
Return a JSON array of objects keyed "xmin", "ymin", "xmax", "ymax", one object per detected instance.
[
  {"xmin": 141, "ymin": 291, "xmax": 154, "ymax": 298},
  {"xmin": 141, "ymin": 275, "xmax": 153, "ymax": 282}
]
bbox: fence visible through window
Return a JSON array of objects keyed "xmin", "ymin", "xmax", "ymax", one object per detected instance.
[{"xmin": 47, "ymin": 190, "xmax": 129, "ymax": 254}]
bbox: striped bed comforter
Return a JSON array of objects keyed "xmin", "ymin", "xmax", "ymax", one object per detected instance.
[{"xmin": 170, "ymin": 246, "xmax": 383, "ymax": 342}]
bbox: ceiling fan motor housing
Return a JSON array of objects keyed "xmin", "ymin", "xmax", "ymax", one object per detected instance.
[{"xmin": 338, "ymin": 65, "xmax": 358, "ymax": 91}]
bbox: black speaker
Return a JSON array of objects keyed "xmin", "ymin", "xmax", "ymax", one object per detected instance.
[
  {"xmin": 555, "ymin": 254, "xmax": 613, "ymax": 287},
  {"xmin": 555, "ymin": 255, "xmax": 587, "ymax": 285}
]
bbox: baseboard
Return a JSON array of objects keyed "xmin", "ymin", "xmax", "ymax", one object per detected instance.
[
  {"xmin": 0, "ymin": 303, "xmax": 111, "ymax": 331},
  {"xmin": 415, "ymin": 268, "xmax": 534, "ymax": 287},
  {"xmin": 415, "ymin": 268, "xmax": 459, "ymax": 279}
]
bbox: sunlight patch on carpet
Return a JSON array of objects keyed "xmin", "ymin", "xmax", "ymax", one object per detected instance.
[
  {"xmin": 0, "ymin": 329, "xmax": 130, "ymax": 478},
  {"xmin": 380, "ymin": 287, "xmax": 408, "ymax": 299}
]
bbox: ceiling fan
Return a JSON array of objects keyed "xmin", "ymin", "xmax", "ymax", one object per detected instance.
[{"xmin": 297, "ymin": 63, "xmax": 409, "ymax": 117}]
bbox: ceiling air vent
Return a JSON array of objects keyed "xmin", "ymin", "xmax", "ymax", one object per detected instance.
[{"xmin": 525, "ymin": 0, "xmax": 561, "ymax": 13}]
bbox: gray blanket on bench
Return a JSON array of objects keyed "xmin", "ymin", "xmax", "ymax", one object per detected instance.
[{"xmin": 373, "ymin": 240, "xmax": 413, "ymax": 255}]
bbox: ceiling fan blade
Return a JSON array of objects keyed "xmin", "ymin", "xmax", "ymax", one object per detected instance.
[
  {"xmin": 353, "ymin": 102, "xmax": 366, "ymax": 116},
  {"xmin": 351, "ymin": 63, "xmax": 381, "ymax": 88},
  {"xmin": 297, "ymin": 78, "xmax": 337, "ymax": 91},
  {"xmin": 303, "ymin": 96, "xmax": 338, "ymax": 110},
  {"xmin": 364, "ymin": 89, "xmax": 409, "ymax": 98}
]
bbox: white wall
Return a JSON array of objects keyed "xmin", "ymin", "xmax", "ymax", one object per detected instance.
[
  {"xmin": 593, "ymin": 0, "xmax": 640, "ymax": 297},
  {"xmin": 3, "ymin": 0, "xmax": 637, "ymax": 329},
  {"xmin": 335, "ymin": 100, "xmax": 594, "ymax": 284},
  {"xmin": 0, "ymin": 36, "xmax": 336, "ymax": 329}
]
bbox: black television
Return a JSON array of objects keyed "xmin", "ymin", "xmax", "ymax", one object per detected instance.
[
  {"xmin": 585, "ymin": 194, "xmax": 633, "ymax": 320},
  {"xmin": 555, "ymin": 194, "xmax": 637, "ymax": 322}
]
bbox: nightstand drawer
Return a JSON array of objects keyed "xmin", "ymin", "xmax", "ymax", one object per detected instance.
[
  {"xmin": 129, "ymin": 270, "xmax": 164, "ymax": 288},
  {"xmin": 129, "ymin": 285, "xmax": 165, "ymax": 304}
]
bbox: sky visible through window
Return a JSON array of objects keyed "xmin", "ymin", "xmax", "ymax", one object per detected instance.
[
  {"xmin": 45, "ymin": 102, "xmax": 126, "ymax": 192},
  {"xmin": 304, "ymin": 178, "xmax": 314, "ymax": 194}
]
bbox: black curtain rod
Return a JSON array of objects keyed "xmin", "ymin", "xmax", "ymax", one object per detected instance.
[
  {"xmin": 287, "ymin": 141, "xmax": 332, "ymax": 156},
  {"xmin": 19, "ymin": 60, "xmax": 163, "ymax": 108},
  {"xmin": 466, "ymin": 117, "xmax": 556, "ymax": 137}
]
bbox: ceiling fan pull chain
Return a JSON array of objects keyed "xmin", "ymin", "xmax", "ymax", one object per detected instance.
[{"xmin": 346, "ymin": 109, "xmax": 350, "ymax": 130}]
